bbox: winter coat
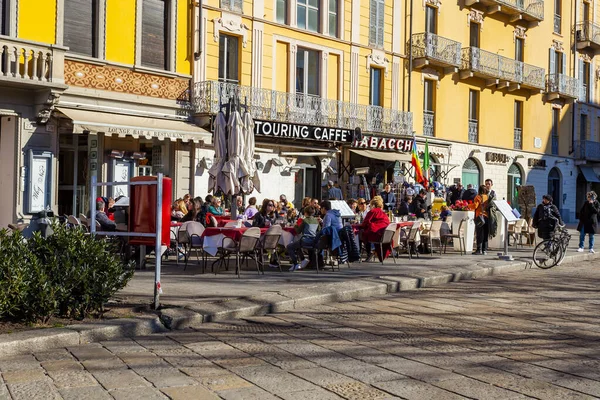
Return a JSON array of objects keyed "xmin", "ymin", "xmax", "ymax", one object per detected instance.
[
  {"xmin": 461, "ymin": 189, "xmax": 478, "ymax": 202},
  {"xmin": 577, "ymin": 200, "xmax": 600, "ymax": 234},
  {"xmin": 449, "ymin": 186, "xmax": 465, "ymax": 205},
  {"xmin": 532, "ymin": 203, "xmax": 563, "ymax": 239},
  {"xmin": 398, "ymin": 200, "xmax": 411, "ymax": 216},
  {"xmin": 322, "ymin": 209, "xmax": 343, "ymax": 230},
  {"xmin": 252, "ymin": 212, "xmax": 276, "ymax": 228},
  {"xmin": 413, "ymin": 196, "xmax": 427, "ymax": 218},
  {"xmin": 360, "ymin": 207, "xmax": 390, "ymax": 243}
]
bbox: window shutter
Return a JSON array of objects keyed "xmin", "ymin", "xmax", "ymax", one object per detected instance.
[
  {"xmin": 141, "ymin": 0, "xmax": 167, "ymax": 70},
  {"xmin": 377, "ymin": 0, "xmax": 385, "ymax": 47},
  {"xmin": 562, "ymin": 52, "xmax": 567, "ymax": 74},
  {"xmin": 64, "ymin": 0, "xmax": 95, "ymax": 56},
  {"xmin": 369, "ymin": 0, "xmax": 377, "ymax": 46},
  {"xmin": 589, "ymin": 62, "xmax": 595, "ymax": 103},
  {"xmin": 548, "ymin": 48, "xmax": 555, "ymax": 75},
  {"xmin": 0, "ymin": 0, "xmax": 5, "ymax": 35},
  {"xmin": 579, "ymin": 59, "xmax": 584, "ymax": 101}
]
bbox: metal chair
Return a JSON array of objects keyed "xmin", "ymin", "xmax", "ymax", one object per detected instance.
[
  {"xmin": 67, "ymin": 215, "xmax": 82, "ymax": 229},
  {"xmin": 258, "ymin": 225, "xmax": 283, "ymax": 272},
  {"xmin": 182, "ymin": 222, "xmax": 206, "ymax": 271},
  {"xmin": 442, "ymin": 217, "xmax": 467, "ymax": 255},
  {"xmin": 368, "ymin": 223, "xmax": 397, "ymax": 264},
  {"xmin": 397, "ymin": 221, "xmax": 421, "ymax": 259},
  {"xmin": 215, "ymin": 227, "xmax": 262, "ymax": 278},
  {"xmin": 422, "ymin": 220, "xmax": 443, "ymax": 256}
]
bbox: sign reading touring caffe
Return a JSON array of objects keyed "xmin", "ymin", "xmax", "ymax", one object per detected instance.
[
  {"xmin": 254, "ymin": 120, "xmax": 353, "ymax": 143},
  {"xmin": 352, "ymin": 135, "xmax": 413, "ymax": 152}
]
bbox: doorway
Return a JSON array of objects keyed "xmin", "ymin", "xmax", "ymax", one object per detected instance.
[
  {"xmin": 294, "ymin": 156, "xmax": 322, "ymax": 207},
  {"xmin": 58, "ymin": 134, "xmax": 89, "ymax": 216},
  {"xmin": 547, "ymin": 167, "xmax": 562, "ymax": 210},
  {"xmin": 507, "ymin": 163, "xmax": 522, "ymax": 208}
]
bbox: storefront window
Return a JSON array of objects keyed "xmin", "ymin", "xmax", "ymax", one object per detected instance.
[
  {"xmin": 461, "ymin": 158, "xmax": 480, "ymax": 188},
  {"xmin": 507, "ymin": 163, "xmax": 522, "ymax": 208}
]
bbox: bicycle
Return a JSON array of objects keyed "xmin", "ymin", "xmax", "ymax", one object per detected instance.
[{"xmin": 532, "ymin": 225, "xmax": 571, "ymax": 269}]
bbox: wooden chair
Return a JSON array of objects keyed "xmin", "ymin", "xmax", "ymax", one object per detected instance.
[
  {"xmin": 258, "ymin": 225, "xmax": 283, "ymax": 272},
  {"xmin": 215, "ymin": 227, "xmax": 262, "ymax": 278},
  {"xmin": 442, "ymin": 217, "xmax": 467, "ymax": 255},
  {"xmin": 508, "ymin": 219, "xmax": 528, "ymax": 248}
]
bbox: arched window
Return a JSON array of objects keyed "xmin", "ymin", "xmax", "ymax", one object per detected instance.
[
  {"xmin": 507, "ymin": 163, "xmax": 522, "ymax": 207},
  {"xmin": 461, "ymin": 158, "xmax": 480, "ymax": 188},
  {"xmin": 547, "ymin": 167, "xmax": 562, "ymax": 209}
]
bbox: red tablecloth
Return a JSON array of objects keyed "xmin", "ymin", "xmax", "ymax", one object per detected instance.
[
  {"xmin": 217, "ymin": 219, "xmax": 238, "ymax": 227},
  {"xmin": 351, "ymin": 221, "xmax": 412, "ymax": 235}
]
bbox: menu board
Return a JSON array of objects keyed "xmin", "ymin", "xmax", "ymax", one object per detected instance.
[
  {"xmin": 30, "ymin": 157, "xmax": 48, "ymax": 212},
  {"xmin": 493, "ymin": 200, "xmax": 519, "ymax": 222},
  {"xmin": 113, "ymin": 161, "xmax": 131, "ymax": 198}
]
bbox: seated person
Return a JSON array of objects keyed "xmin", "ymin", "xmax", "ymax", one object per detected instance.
[
  {"xmin": 287, "ymin": 206, "xmax": 320, "ymax": 271},
  {"xmin": 359, "ymin": 196, "xmax": 390, "ymax": 262},
  {"xmin": 321, "ymin": 200, "xmax": 343, "ymax": 230},
  {"xmin": 252, "ymin": 199, "xmax": 277, "ymax": 228},
  {"xmin": 171, "ymin": 199, "xmax": 188, "ymax": 221},
  {"xmin": 280, "ymin": 194, "xmax": 294, "ymax": 211},
  {"xmin": 95, "ymin": 199, "xmax": 117, "ymax": 231},
  {"xmin": 243, "ymin": 197, "xmax": 259, "ymax": 219},
  {"xmin": 347, "ymin": 199, "xmax": 358, "ymax": 214},
  {"xmin": 398, "ymin": 196, "xmax": 413, "ymax": 216},
  {"xmin": 440, "ymin": 205, "xmax": 451, "ymax": 222},
  {"xmin": 181, "ymin": 197, "xmax": 205, "ymax": 224},
  {"xmin": 287, "ymin": 208, "xmax": 298, "ymax": 225},
  {"xmin": 207, "ymin": 197, "xmax": 224, "ymax": 216}
]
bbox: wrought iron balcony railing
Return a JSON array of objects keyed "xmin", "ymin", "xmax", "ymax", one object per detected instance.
[
  {"xmin": 0, "ymin": 37, "xmax": 66, "ymax": 86},
  {"xmin": 411, "ymin": 33, "xmax": 462, "ymax": 68},
  {"xmin": 546, "ymin": 73, "xmax": 579, "ymax": 99},
  {"xmin": 514, "ymin": 128, "xmax": 522, "ymax": 150},
  {"xmin": 461, "ymin": 47, "xmax": 545, "ymax": 89},
  {"xmin": 423, "ymin": 111, "xmax": 434, "ymax": 137},
  {"xmin": 465, "ymin": 0, "xmax": 543, "ymax": 21},
  {"xmin": 576, "ymin": 21, "xmax": 600, "ymax": 49},
  {"xmin": 193, "ymin": 81, "xmax": 414, "ymax": 136},
  {"xmin": 554, "ymin": 14, "xmax": 561, "ymax": 34},
  {"xmin": 468, "ymin": 119, "xmax": 479, "ymax": 143},
  {"xmin": 574, "ymin": 140, "xmax": 600, "ymax": 161}
]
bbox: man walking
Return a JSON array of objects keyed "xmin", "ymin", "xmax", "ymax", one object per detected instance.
[{"xmin": 327, "ymin": 181, "xmax": 343, "ymax": 200}]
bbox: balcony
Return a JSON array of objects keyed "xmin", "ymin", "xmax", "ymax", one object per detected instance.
[
  {"xmin": 193, "ymin": 81, "xmax": 413, "ymax": 136},
  {"xmin": 411, "ymin": 33, "xmax": 461, "ymax": 71},
  {"xmin": 514, "ymin": 128, "xmax": 522, "ymax": 149},
  {"xmin": 0, "ymin": 37, "xmax": 66, "ymax": 90},
  {"xmin": 459, "ymin": 47, "xmax": 545, "ymax": 91},
  {"xmin": 423, "ymin": 111, "xmax": 434, "ymax": 137},
  {"xmin": 574, "ymin": 140, "xmax": 600, "ymax": 161},
  {"xmin": 464, "ymin": 0, "xmax": 543, "ymax": 24},
  {"xmin": 545, "ymin": 73, "xmax": 579, "ymax": 101},
  {"xmin": 576, "ymin": 22, "xmax": 600, "ymax": 52},
  {"xmin": 468, "ymin": 119, "xmax": 479, "ymax": 143}
]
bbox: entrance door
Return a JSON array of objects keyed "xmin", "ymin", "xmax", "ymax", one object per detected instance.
[
  {"xmin": 58, "ymin": 134, "xmax": 89, "ymax": 216},
  {"xmin": 461, "ymin": 158, "xmax": 480, "ymax": 188},
  {"xmin": 0, "ymin": 116, "xmax": 17, "ymax": 226},
  {"xmin": 295, "ymin": 156, "xmax": 322, "ymax": 205},
  {"xmin": 507, "ymin": 163, "xmax": 522, "ymax": 209},
  {"xmin": 547, "ymin": 167, "xmax": 562, "ymax": 210},
  {"xmin": 576, "ymin": 173, "xmax": 587, "ymax": 219}
]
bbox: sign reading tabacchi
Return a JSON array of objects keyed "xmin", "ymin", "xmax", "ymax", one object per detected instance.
[
  {"xmin": 254, "ymin": 120, "xmax": 353, "ymax": 143},
  {"xmin": 352, "ymin": 135, "xmax": 413, "ymax": 152}
]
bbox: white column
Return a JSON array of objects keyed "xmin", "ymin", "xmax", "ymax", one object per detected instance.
[
  {"xmin": 252, "ymin": 22, "xmax": 264, "ymax": 88},
  {"xmin": 289, "ymin": 43, "xmax": 297, "ymax": 92},
  {"xmin": 351, "ymin": 0, "xmax": 360, "ymax": 44},
  {"xmin": 134, "ymin": 0, "xmax": 143, "ymax": 66},
  {"xmin": 97, "ymin": 0, "xmax": 106, "ymax": 59},
  {"xmin": 56, "ymin": 0, "xmax": 65, "ymax": 45},
  {"xmin": 169, "ymin": 0, "xmax": 177, "ymax": 72},
  {"xmin": 321, "ymin": 51, "xmax": 328, "ymax": 96},
  {"xmin": 290, "ymin": 0, "xmax": 297, "ymax": 27},
  {"xmin": 392, "ymin": 0, "xmax": 402, "ymax": 53},
  {"xmin": 8, "ymin": 0, "xmax": 18, "ymax": 36},
  {"xmin": 350, "ymin": 45, "xmax": 359, "ymax": 103},
  {"xmin": 392, "ymin": 55, "xmax": 400, "ymax": 110}
]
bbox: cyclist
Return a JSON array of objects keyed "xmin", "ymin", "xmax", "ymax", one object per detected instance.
[{"xmin": 532, "ymin": 194, "xmax": 563, "ymax": 240}]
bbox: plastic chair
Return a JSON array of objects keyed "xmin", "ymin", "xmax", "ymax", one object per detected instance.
[
  {"xmin": 368, "ymin": 223, "xmax": 397, "ymax": 264},
  {"xmin": 442, "ymin": 217, "xmax": 467, "ymax": 255},
  {"xmin": 422, "ymin": 220, "xmax": 443, "ymax": 256},
  {"xmin": 397, "ymin": 221, "xmax": 421, "ymax": 259},
  {"xmin": 258, "ymin": 225, "xmax": 283, "ymax": 272},
  {"xmin": 215, "ymin": 227, "xmax": 262, "ymax": 278},
  {"xmin": 181, "ymin": 222, "xmax": 206, "ymax": 271}
]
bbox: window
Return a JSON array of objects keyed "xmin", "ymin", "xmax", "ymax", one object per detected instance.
[
  {"xmin": 423, "ymin": 79, "xmax": 435, "ymax": 137},
  {"xmin": 64, "ymin": 0, "xmax": 97, "ymax": 57},
  {"xmin": 551, "ymin": 108, "xmax": 559, "ymax": 155},
  {"xmin": 583, "ymin": 62, "xmax": 591, "ymax": 102},
  {"xmin": 468, "ymin": 89, "xmax": 478, "ymax": 143},
  {"xmin": 218, "ymin": 34, "xmax": 239, "ymax": 83},
  {"xmin": 221, "ymin": 0, "xmax": 243, "ymax": 12},
  {"xmin": 369, "ymin": 67, "xmax": 383, "ymax": 106},
  {"xmin": 297, "ymin": 0, "xmax": 319, "ymax": 32},
  {"xmin": 515, "ymin": 38, "xmax": 524, "ymax": 62},
  {"xmin": 469, "ymin": 22, "xmax": 479, "ymax": 48},
  {"xmin": 425, "ymin": 5, "xmax": 437, "ymax": 34},
  {"xmin": 276, "ymin": 0, "xmax": 287, "ymax": 23},
  {"xmin": 554, "ymin": 0, "xmax": 561, "ymax": 34},
  {"xmin": 296, "ymin": 48, "xmax": 320, "ymax": 96},
  {"xmin": 0, "ymin": 0, "xmax": 7, "ymax": 36},
  {"xmin": 369, "ymin": 0, "xmax": 385, "ymax": 47},
  {"xmin": 580, "ymin": 114, "xmax": 588, "ymax": 141},
  {"xmin": 583, "ymin": 1, "xmax": 590, "ymax": 22},
  {"xmin": 141, "ymin": 0, "xmax": 168, "ymax": 70},
  {"xmin": 328, "ymin": 0, "xmax": 338, "ymax": 36},
  {"xmin": 554, "ymin": 51, "xmax": 562, "ymax": 74},
  {"xmin": 514, "ymin": 101, "xmax": 523, "ymax": 149}
]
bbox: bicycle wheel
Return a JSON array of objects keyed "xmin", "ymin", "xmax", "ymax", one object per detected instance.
[{"xmin": 533, "ymin": 240, "xmax": 562, "ymax": 269}]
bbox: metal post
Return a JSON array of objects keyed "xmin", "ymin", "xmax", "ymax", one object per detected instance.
[
  {"xmin": 72, "ymin": 134, "xmax": 78, "ymax": 214},
  {"xmin": 154, "ymin": 173, "xmax": 163, "ymax": 310},
  {"xmin": 90, "ymin": 175, "xmax": 97, "ymax": 234}
]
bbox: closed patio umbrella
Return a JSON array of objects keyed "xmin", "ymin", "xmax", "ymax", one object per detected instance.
[
  {"xmin": 208, "ymin": 111, "xmax": 227, "ymax": 194},
  {"xmin": 240, "ymin": 112, "xmax": 260, "ymax": 193},
  {"xmin": 221, "ymin": 109, "xmax": 244, "ymax": 195}
]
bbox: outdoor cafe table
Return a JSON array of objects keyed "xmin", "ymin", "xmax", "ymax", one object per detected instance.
[
  {"xmin": 202, "ymin": 226, "xmax": 296, "ymax": 256},
  {"xmin": 351, "ymin": 221, "xmax": 413, "ymax": 236}
]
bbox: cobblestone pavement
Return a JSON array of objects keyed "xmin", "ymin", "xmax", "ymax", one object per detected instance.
[{"xmin": 2, "ymin": 261, "xmax": 600, "ymax": 399}]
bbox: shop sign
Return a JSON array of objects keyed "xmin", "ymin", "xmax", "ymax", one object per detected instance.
[
  {"xmin": 106, "ymin": 127, "xmax": 186, "ymax": 140},
  {"xmin": 485, "ymin": 152, "xmax": 509, "ymax": 164},
  {"xmin": 254, "ymin": 120, "xmax": 353, "ymax": 143},
  {"xmin": 352, "ymin": 135, "xmax": 413, "ymax": 152},
  {"xmin": 528, "ymin": 158, "xmax": 546, "ymax": 168}
]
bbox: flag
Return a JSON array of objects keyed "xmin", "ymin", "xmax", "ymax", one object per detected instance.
[
  {"xmin": 411, "ymin": 139, "xmax": 427, "ymax": 186},
  {"xmin": 423, "ymin": 139, "xmax": 430, "ymax": 182}
]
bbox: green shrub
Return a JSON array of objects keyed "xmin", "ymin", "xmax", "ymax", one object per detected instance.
[{"xmin": 0, "ymin": 221, "xmax": 134, "ymax": 323}]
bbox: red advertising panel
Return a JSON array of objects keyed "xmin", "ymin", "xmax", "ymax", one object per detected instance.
[{"xmin": 129, "ymin": 176, "xmax": 172, "ymax": 246}]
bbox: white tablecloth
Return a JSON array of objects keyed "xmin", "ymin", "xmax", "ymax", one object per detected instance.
[{"xmin": 202, "ymin": 230, "xmax": 295, "ymax": 256}]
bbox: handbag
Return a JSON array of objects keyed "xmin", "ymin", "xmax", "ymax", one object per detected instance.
[{"xmin": 476, "ymin": 215, "xmax": 486, "ymax": 228}]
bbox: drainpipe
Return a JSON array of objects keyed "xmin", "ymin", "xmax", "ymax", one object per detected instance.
[
  {"xmin": 407, "ymin": 0, "xmax": 414, "ymax": 113},
  {"xmin": 571, "ymin": 0, "xmax": 577, "ymax": 156},
  {"xmin": 194, "ymin": 0, "xmax": 203, "ymax": 61}
]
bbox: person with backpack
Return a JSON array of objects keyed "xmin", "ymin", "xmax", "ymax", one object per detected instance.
[
  {"xmin": 577, "ymin": 191, "xmax": 599, "ymax": 253},
  {"xmin": 469, "ymin": 185, "xmax": 489, "ymax": 255},
  {"xmin": 532, "ymin": 194, "xmax": 563, "ymax": 240}
]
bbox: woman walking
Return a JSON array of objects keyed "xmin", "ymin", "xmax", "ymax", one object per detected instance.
[
  {"xmin": 469, "ymin": 185, "xmax": 489, "ymax": 255},
  {"xmin": 577, "ymin": 191, "xmax": 600, "ymax": 253}
]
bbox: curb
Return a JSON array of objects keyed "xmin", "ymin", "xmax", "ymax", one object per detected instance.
[{"xmin": 1, "ymin": 252, "xmax": 598, "ymax": 356}]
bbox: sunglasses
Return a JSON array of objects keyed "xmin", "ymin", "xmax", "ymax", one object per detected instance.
[
  {"xmin": 358, "ymin": 202, "xmax": 366, "ymax": 205},
  {"xmin": 268, "ymin": 203, "xmax": 275, "ymax": 206}
]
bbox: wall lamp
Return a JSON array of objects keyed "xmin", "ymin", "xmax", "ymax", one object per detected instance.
[
  {"xmin": 555, "ymin": 159, "xmax": 569, "ymax": 165},
  {"xmin": 256, "ymin": 161, "xmax": 265, "ymax": 171},
  {"xmin": 198, "ymin": 157, "xmax": 212, "ymax": 169},
  {"xmin": 514, "ymin": 155, "xmax": 524, "ymax": 159},
  {"xmin": 270, "ymin": 158, "xmax": 284, "ymax": 167}
]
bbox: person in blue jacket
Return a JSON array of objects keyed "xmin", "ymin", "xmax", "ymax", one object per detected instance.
[{"xmin": 320, "ymin": 200, "xmax": 343, "ymax": 230}]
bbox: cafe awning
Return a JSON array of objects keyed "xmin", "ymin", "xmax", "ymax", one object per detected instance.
[
  {"xmin": 350, "ymin": 149, "xmax": 412, "ymax": 163},
  {"xmin": 56, "ymin": 108, "xmax": 212, "ymax": 145},
  {"xmin": 579, "ymin": 166, "xmax": 600, "ymax": 183}
]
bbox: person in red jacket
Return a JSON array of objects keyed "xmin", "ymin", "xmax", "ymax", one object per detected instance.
[{"xmin": 360, "ymin": 196, "xmax": 390, "ymax": 262}]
